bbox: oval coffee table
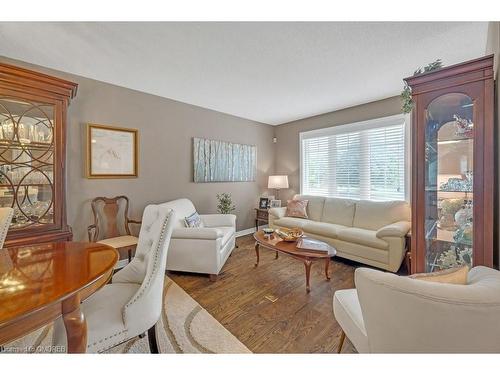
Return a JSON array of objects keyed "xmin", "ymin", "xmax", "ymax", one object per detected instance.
[{"xmin": 253, "ymin": 230, "xmax": 336, "ymax": 293}]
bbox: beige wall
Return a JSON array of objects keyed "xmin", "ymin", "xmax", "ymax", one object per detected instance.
[
  {"xmin": 273, "ymin": 96, "xmax": 403, "ymax": 201},
  {"xmin": 0, "ymin": 57, "xmax": 275, "ymax": 239},
  {"xmin": 486, "ymin": 21, "xmax": 499, "ymax": 267}
]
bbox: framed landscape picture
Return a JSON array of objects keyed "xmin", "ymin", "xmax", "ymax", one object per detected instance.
[{"xmin": 86, "ymin": 123, "xmax": 138, "ymax": 178}]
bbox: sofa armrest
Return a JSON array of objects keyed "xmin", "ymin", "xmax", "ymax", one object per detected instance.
[
  {"xmin": 199, "ymin": 214, "xmax": 236, "ymax": 228},
  {"xmin": 172, "ymin": 227, "xmax": 223, "ymax": 240},
  {"xmin": 376, "ymin": 221, "xmax": 411, "ymax": 239},
  {"xmin": 268, "ymin": 207, "xmax": 287, "ymax": 219}
]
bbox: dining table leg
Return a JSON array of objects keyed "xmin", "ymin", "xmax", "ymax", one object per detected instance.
[{"xmin": 62, "ymin": 294, "xmax": 87, "ymax": 353}]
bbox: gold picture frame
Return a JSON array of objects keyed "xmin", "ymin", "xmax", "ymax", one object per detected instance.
[{"xmin": 86, "ymin": 123, "xmax": 138, "ymax": 178}]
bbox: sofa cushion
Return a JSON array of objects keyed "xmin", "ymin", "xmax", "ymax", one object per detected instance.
[
  {"xmin": 334, "ymin": 240, "xmax": 389, "ymax": 264},
  {"xmin": 303, "ymin": 221, "xmax": 346, "ymax": 238},
  {"xmin": 353, "ymin": 200, "xmax": 410, "ymax": 231},
  {"xmin": 286, "ymin": 199, "xmax": 309, "ymax": 218},
  {"xmin": 293, "ymin": 195, "xmax": 325, "ymax": 222},
  {"xmin": 322, "ymin": 197, "xmax": 356, "ymax": 227},
  {"xmin": 184, "ymin": 211, "xmax": 204, "ymax": 228},
  {"xmin": 160, "ymin": 198, "xmax": 197, "ymax": 228},
  {"xmin": 273, "ymin": 217, "xmax": 311, "ymax": 229},
  {"xmin": 338, "ymin": 227, "xmax": 389, "ymax": 250}
]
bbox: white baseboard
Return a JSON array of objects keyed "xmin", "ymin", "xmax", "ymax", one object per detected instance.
[{"xmin": 236, "ymin": 225, "xmax": 268, "ymax": 238}]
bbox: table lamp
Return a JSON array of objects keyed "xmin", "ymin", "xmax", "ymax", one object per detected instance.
[{"xmin": 268, "ymin": 175, "xmax": 289, "ymax": 200}]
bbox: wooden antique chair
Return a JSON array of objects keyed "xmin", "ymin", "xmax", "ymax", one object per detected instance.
[{"xmin": 88, "ymin": 196, "xmax": 141, "ymax": 263}]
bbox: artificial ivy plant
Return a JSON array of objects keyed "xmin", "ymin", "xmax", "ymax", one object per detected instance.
[{"xmin": 401, "ymin": 59, "xmax": 443, "ymax": 113}]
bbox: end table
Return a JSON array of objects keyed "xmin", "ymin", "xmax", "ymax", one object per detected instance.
[{"xmin": 254, "ymin": 208, "xmax": 269, "ymax": 231}]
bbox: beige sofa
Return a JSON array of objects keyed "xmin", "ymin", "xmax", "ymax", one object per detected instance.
[{"xmin": 268, "ymin": 195, "xmax": 410, "ymax": 272}]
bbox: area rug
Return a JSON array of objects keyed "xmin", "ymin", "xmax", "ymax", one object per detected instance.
[{"xmin": 2, "ymin": 277, "xmax": 250, "ymax": 354}]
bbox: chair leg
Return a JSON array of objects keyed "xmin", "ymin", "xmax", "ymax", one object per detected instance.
[
  {"xmin": 147, "ymin": 324, "xmax": 159, "ymax": 354},
  {"xmin": 337, "ymin": 329, "xmax": 346, "ymax": 354}
]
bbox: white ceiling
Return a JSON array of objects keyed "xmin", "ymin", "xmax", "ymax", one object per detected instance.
[{"xmin": 0, "ymin": 22, "xmax": 489, "ymax": 125}]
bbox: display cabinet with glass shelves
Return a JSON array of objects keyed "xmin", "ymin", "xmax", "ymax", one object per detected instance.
[
  {"xmin": 0, "ymin": 62, "xmax": 77, "ymax": 247},
  {"xmin": 406, "ymin": 55, "xmax": 494, "ymax": 273}
]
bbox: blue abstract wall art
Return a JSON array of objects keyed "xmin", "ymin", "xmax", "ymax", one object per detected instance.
[{"xmin": 193, "ymin": 137, "xmax": 256, "ymax": 182}]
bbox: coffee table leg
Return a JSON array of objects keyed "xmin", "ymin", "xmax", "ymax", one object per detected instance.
[
  {"xmin": 254, "ymin": 242, "xmax": 260, "ymax": 267},
  {"xmin": 325, "ymin": 258, "xmax": 331, "ymax": 280},
  {"xmin": 62, "ymin": 294, "xmax": 87, "ymax": 353},
  {"xmin": 304, "ymin": 260, "xmax": 312, "ymax": 293},
  {"xmin": 275, "ymin": 251, "xmax": 279, "ymax": 259}
]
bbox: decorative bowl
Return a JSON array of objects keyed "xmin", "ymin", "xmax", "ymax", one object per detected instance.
[
  {"xmin": 263, "ymin": 228, "xmax": 275, "ymax": 235},
  {"xmin": 275, "ymin": 227, "xmax": 304, "ymax": 242}
]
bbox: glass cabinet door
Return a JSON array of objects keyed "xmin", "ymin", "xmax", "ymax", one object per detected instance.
[
  {"xmin": 0, "ymin": 97, "xmax": 55, "ymax": 230},
  {"xmin": 424, "ymin": 93, "xmax": 474, "ymax": 271}
]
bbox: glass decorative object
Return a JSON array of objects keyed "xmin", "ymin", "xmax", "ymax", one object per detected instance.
[
  {"xmin": 422, "ymin": 93, "xmax": 475, "ymax": 271},
  {"xmin": 0, "ymin": 98, "xmax": 55, "ymax": 228}
]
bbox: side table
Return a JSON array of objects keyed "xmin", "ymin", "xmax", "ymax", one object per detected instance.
[{"xmin": 254, "ymin": 208, "xmax": 269, "ymax": 231}]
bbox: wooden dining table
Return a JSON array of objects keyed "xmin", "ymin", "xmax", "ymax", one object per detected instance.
[{"xmin": 0, "ymin": 241, "xmax": 118, "ymax": 353}]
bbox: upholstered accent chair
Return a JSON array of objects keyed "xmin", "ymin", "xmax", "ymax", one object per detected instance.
[
  {"xmin": 334, "ymin": 266, "xmax": 500, "ymax": 353},
  {"xmin": 88, "ymin": 196, "xmax": 142, "ymax": 263},
  {"xmin": 0, "ymin": 207, "xmax": 13, "ymax": 248},
  {"xmin": 161, "ymin": 198, "xmax": 236, "ymax": 281},
  {"xmin": 54, "ymin": 204, "xmax": 175, "ymax": 353}
]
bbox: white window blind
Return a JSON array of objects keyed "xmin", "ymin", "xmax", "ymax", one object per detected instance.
[{"xmin": 301, "ymin": 115, "xmax": 406, "ymax": 201}]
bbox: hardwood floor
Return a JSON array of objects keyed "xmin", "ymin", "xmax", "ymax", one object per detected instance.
[{"xmin": 168, "ymin": 234, "xmax": 364, "ymax": 353}]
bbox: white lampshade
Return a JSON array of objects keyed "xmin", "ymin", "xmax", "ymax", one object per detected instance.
[{"xmin": 268, "ymin": 175, "xmax": 289, "ymax": 189}]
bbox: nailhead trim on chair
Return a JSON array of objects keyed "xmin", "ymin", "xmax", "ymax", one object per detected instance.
[
  {"xmin": 83, "ymin": 207, "xmax": 172, "ymax": 352},
  {"xmin": 88, "ymin": 329, "xmax": 128, "ymax": 351},
  {"xmin": 122, "ymin": 209, "xmax": 173, "ymax": 323}
]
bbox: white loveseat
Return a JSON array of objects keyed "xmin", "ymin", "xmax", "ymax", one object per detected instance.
[
  {"xmin": 161, "ymin": 198, "xmax": 236, "ymax": 280},
  {"xmin": 269, "ymin": 195, "xmax": 410, "ymax": 272}
]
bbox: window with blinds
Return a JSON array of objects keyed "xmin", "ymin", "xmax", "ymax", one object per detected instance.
[{"xmin": 300, "ymin": 115, "xmax": 406, "ymax": 201}]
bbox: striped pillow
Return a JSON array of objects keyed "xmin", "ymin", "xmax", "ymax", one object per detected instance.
[{"xmin": 184, "ymin": 212, "xmax": 204, "ymax": 228}]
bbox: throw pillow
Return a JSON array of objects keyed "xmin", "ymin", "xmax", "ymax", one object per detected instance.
[
  {"xmin": 184, "ymin": 212, "xmax": 204, "ymax": 228},
  {"xmin": 285, "ymin": 199, "xmax": 309, "ymax": 219},
  {"xmin": 408, "ymin": 265, "xmax": 468, "ymax": 285}
]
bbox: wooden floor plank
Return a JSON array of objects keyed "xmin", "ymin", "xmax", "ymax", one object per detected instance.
[{"xmin": 168, "ymin": 234, "xmax": 375, "ymax": 353}]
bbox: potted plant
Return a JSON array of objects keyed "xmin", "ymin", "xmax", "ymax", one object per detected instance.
[{"xmin": 217, "ymin": 193, "xmax": 236, "ymax": 214}]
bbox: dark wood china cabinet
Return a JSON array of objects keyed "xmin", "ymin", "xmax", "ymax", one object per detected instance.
[
  {"xmin": 405, "ymin": 55, "xmax": 494, "ymax": 273},
  {"xmin": 0, "ymin": 62, "xmax": 77, "ymax": 247}
]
